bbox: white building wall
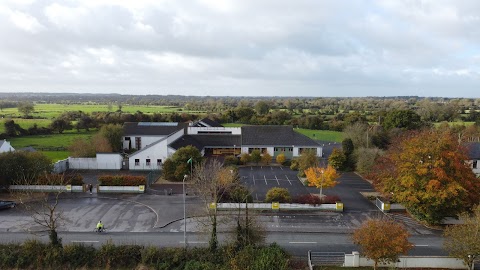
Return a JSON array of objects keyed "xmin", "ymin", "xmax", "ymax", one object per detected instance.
[
  {"xmin": 68, "ymin": 153, "xmax": 122, "ymax": 170},
  {"xmin": 129, "ymin": 138, "xmax": 168, "ymax": 170},
  {"xmin": 470, "ymin": 159, "xmax": 480, "ymax": 175},
  {"xmin": 265, "ymin": 147, "xmax": 274, "ymax": 156},
  {"xmin": 0, "ymin": 140, "xmax": 15, "ymax": 153},
  {"xmin": 187, "ymin": 127, "xmax": 241, "ymax": 135}
]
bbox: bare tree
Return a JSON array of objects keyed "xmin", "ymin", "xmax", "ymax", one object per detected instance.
[
  {"xmin": 12, "ymin": 173, "xmax": 72, "ymax": 246},
  {"xmin": 192, "ymin": 159, "xmax": 236, "ymax": 251}
]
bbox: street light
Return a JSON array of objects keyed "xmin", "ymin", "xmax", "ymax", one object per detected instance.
[{"xmin": 183, "ymin": 174, "xmax": 188, "ymax": 249}]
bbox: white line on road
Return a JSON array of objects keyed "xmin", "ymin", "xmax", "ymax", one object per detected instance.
[
  {"xmin": 271, "ymin": 166, "xmax": 273, "ymax": 170},
  {"xmin": 414, "ymin": 244, "xmax": 429, "ymax": 247},
  {"xmin": 72, "ymin": 240, "xmax": 99, "ymax": 243},
  {"xmin": 264, "ymin": 175, "xmax": 267, "ymax": 185},
  {"xmin": 275, "ymin": 175, "xmax": 280, "ymax": 185},
  {"xmin": 280, "ymin": 166, "xmax": 283, "ymax": 170},
  {"xmin": 251, "ymin": 166, "xmax": 253, "ymax": 170},
  {"xmin": 289, "ymin": 242, "xmax": 317, "ymax": 244},
  {"xmin": 285, "ymin": 175, "xmax": 292, "ymax": 185}
]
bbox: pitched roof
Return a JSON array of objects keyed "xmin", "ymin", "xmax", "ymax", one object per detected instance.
[
  {"xmin": 123, "ymin": 122, "xmax": 187, "ymax": 136},
  {"xmin": 464, "ymin": 142, "xmax": 480, "ymax": 159},
  {"xmin": 0, "ymin": 140, "xmax": 4, "ymax": 148},
  {"xmin": 193, "ymin": 118, "xmax": 223, "ymax": 127},
  {"xmin": 169, "ymin": 135, "xmax": 241, "ymax": 150},
  {"xmin": 241, "ymin": 125, "xmax": 320, "ymax": 146}
]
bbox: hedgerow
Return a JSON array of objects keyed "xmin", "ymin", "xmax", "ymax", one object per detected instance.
[{"xmin": 98, "ymin": 175, "xmax": 146, "ymax": 186}]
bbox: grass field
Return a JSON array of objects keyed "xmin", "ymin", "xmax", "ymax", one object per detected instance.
[
  {"xmin": 0, "ymin": 103, "xmax": 206, "ymax": 119},
  {"xmin": 8, "ymin": 130, "xmax": 97, "ymax": 161},
  {"xmin": 0, "ymin": 118, "xmax": 51, "ymax": 133},
  {"xmin": 433, "ymin": 121, "xmax": 475, "ymax": 127},
  {"xmin": 222, "ymin": 123, "xmax": 246, "ymax": 127},
  {"xmin": 295, "ymin": 128, "xmax": 343, "ymax": 142}
]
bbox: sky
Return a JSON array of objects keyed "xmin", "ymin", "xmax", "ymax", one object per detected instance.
[{"xmin": 0, "ymin": 0, "xmax": 479, "ymax": 98}]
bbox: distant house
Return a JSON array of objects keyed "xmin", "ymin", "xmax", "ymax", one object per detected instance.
[
  {"xmin": 0, "ymin": 140, "xmax": 15, "ymax": 153},
  {"xmin": 465, "ymin": 142, "xmax": 480, "ymax": 175},
  {"xmin": 122, "ymin": 118, "xmax": 322, "ymax": 171}
]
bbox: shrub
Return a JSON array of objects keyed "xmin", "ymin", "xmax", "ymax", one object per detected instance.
[
  {"xmin": 290, "ymin": 159, "xmax": 299, "ymax": 170},
  {"xmin": 36, "ymin": 173, "xmax": 84, "ymax": 185},
  {"xmin": 63, "ymin": 243, "xmax": 96, "ymax": 268},
  {"xmin": 322, "ymin": 195, "xmax": 341, "ymax": 204},
  {"xmin": 240, "ymin": 153, "xmax": 250, "ymax": 164},
  {"xmin": 97, "ymin": 242, "xmax": 143, "ymax": 268},
  {"xmin": 224, "ymin": 156, "xmax": 239, "ymax": 166},
  {"xmin": 98, "ymin": 175, "xmax": 146, "ymax": 186},
  {"xmin": 276, "ymin": 153, "xmax": 286, "ymax": 165},
  {"xmin": 265, "ymin": 187, "xmax": 291, "ymax": 203},
  {"xmin": 250, "ymin": 150, "xmax": 261, "ymax": 164},
  {"xmin": 293, "ymin": 194, "xmax": 321, "ymax": 205},
  {"xmin": 0, "ymin": 243, "xmax": 21, "ymax": 269},
  {"xmin": 261, "ymin": 153, "xmax": 272, "ymax": 165}
]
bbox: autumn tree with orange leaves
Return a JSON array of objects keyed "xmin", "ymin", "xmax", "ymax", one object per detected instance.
[
  {"xmin": 305, "ymin": 165, "xmax": 340, "ymax": 198},
  {"xmin": 370, "ymin": 129, "xmax": 480, "ymax": 225},
  {"xmin": 353, "ymin": 219, "xmax": 413, "ymax": 270}
]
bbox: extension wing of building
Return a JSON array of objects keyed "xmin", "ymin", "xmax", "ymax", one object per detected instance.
[{"xmin": 123, "ymin": 119, "xmax": 322, "ymax": 170}]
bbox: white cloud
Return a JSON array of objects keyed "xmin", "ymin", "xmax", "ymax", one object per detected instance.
[{"xmin": 9, "ymin": 10, "xmax": 44, "ymax": 33}]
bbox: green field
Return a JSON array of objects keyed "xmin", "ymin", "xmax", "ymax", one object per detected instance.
[
  {"xmin": 222, "ymin": 123, "xmax": 245, "ymax": 127},
  {"xmin": 295, "ymin": 128, "xmax": 343, "ymax": 142},
  {"xmin": 0, "ymin": 118, "xmax": 52, "ymax": 133},
  {"xmin": 0, "ymin": 103, "xmax": 206, "ymax": 119},
  {"xmin": 8, "ymin": 130, "xmax": 97, "ymax": 161},
  {"xmin": 433, "ymin": 121, "xmax": 475, "ymax": 127}
]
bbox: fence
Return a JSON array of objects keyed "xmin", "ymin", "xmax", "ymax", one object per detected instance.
[
  {"xmin": 215, "ymin": 202, "xmax": 342, "ymax": 211},
  {"xmin": 9, "ymin": 185, "xmax": 83, "ymax": 193},
  {"xmin": 146, "ymin": 170, "xmax": 161, "ymax": 188}
]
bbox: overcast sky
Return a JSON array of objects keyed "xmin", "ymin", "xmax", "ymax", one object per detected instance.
[{"xmin": 0, "ymin": 0, "xmax": 479, "ymax": 97}]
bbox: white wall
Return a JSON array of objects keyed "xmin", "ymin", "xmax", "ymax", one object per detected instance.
[
  {"xmin": 53, "ymin": 159, "xmax": 68, "ymax": 173},
  {"xmin": 470, "ymin": 159, "xmax": 480, "ymax": 175},
  {"xmin": 129, "ymin": 138, "xmax": 168, "ymax": 170},
  {"xmin": 68, "ymin": 153, "xmax": 122, "ymax": 170},
  {"xmin": 343, "ymin": 252, "xmax": 467, "ymax": 269},
  {"xmin": 187, "ymin": 127, "xmax": 241, "ymax": 135},
  {"xmin": 0, "ymin": 140, "xmax": 15, "ymax": 153},
  {"xmin": 123, "ymin": 135, "xmax": 167, "ymax": 150}
]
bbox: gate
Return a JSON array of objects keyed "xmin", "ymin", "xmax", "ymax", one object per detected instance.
[
  {"xmin": 308, "ymin": 251, "xmax": 345, "ymax": 269},
  {"xmin": 121, "ymin": 158, "xmax": 129, "ymax": 170}
]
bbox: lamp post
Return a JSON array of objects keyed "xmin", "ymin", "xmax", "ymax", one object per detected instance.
[{"xmin": 183, "ymin": 174, "xmax": 188, "ymax": 249}]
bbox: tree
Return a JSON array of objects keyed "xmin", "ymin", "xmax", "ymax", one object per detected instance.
[
  {"xmin": 193, "ymin": 159, "xmax": 237, "ymax": 251},
  {"xmin": 99, "ymin": 124, "xmax": 123, "ymax": 152},
  {"xmin": 0, "ymin": 151, "xmax": 52, "ymax": 186},
  {"xmin": 261, "ymin": 152, "xmax": 272, "ymax": 165},
  {"xmin": 371, "ymin": 129, "xmax": 480, "ymax": 224},
  {"xmin": 163, "ymin": 146, "xmax": 203, "ymax": 181},
  {"xmin": 17, "ymin": 101, "xmax": 35, "ymax": 118},
  {"xmin": 304, "ymin": 165, "xmax": 339, "ymax": 198},
  {"xmin": 265, "ymin": 187, "xmax": 291, "ymax": 203},
  {"xmin": 342, "ymin": 138, "xmax": 355, "ymax": 170},
  {"xmin": 382, "ymin": 109, "xmax": 422, "ymax": 130},
  {"xmin": 296, "ymin": 150, "xmax": 318, "ymax": 177},
  {"xmin": 240, "ymin": 153, "xmax": 251, "ymax": 164},
  {"xmin": 355, "ymin": 147, "xmax": 384, "ymax": 175},
  {"xmin": 50, "ymin": 119, "xmax": 73, "ymax": 134},
  {"xmin": 250, "ymin": 150, "xmax": 261, "ymax": 164},
  {"xmin": 444, "ymin": 205, "xmax": 480, "ymax": 270},
  {"xmin": 328, "ymin": 148, "xmax": 346, "ymax": 170},
  {"xmin": 68, "ymin": 134, "xmax": 112, "ymax": 157},
  {"xmin": 254, "ymin": 101, "xmax": 270, "ymax": 115},
  {"xmin": 275, "ymin": 153, "xmax": 286, "ymax": 165},
  {"xmin": 353, "ymin": 219, "xmax": 413, "ymax": 270}
]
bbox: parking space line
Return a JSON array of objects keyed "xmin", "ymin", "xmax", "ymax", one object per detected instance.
[
  {"xmin": 271, "ymin": 166, "xmax": 273, "ymax": 170},
  {"xmin": 264, "ymin": 175, "xmax": 267, "ymax": 185},
  {"xmin": 275, "ymin": 175, "xmax": 280, "ymax": 185},
  {"xmin": 251, "ymin": 166, "xmax": 253, "ymax": 170},
  {"xmin": 280, "ymin": 166, "xmax": 283, "ymax": 170},
  {"xmin": 285, "ymin": 175, "xmax": 292, "ymax": 185}
]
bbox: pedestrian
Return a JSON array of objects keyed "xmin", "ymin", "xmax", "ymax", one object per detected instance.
[{"xmin": 89, "ymin": 184, "xmax": 93, "ymax": 195}]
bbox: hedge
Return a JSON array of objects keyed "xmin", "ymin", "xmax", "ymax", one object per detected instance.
[
  {"xmin": 35, "ymin": 173, "xmax": 84, "ymax": 185},
  {"xmin": 0, "ymin": 241, "xmax": 291, "ymax": 270},
  {"xmin": 98, "ymin": 175, "xmax": 146, "ymax": 186}
]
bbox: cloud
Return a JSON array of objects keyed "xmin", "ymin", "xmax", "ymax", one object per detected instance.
[{"xmin": 0, "ymin": 0, "xmax": 478, "ymax": 97}]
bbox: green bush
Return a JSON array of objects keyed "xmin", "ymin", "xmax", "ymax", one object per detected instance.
[
  {"xmin": 224, "ymin": 156, "xmax": 239, "ymax": 166},
  {"xmin": 290, "ymin": 159, "xmax": 299, "ymax": 170},
  {"xmin": 63, "ymin": 243, "xmax": 96, "ymax": 268},
  {"xmin": 98, "ymin": 175, "xmax": 146, "ymax": 186},
  {"xmin": 36, "ymin": 173, "xmax": 84, "ymax": 185},
  {"xmin": 97, "ymin": 242, "xmax": 143, "ymax": 268},
  {"xmin": 0, "ymin": 243, "xmax": 21, "ymax": 269},
  {"xmin": 265, "ymin": 187, "xmax": 291, "ymax": 203}
]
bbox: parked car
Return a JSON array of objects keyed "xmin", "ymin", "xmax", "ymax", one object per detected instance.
[{"xmin": 0, "ymin": 201, "xmax": 16, "ymax": 210}]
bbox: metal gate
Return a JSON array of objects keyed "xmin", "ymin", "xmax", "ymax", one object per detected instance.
[
  {"xmin": 121, "ymin": 158, "xmax": 129, "ymax": 170},
  {"xmin": 308, "ymin": 251, "xmax": 345, "ymax": 269}
]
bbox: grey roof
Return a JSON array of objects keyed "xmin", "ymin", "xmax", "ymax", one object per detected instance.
[
  {"xmin": 123, "ymin": 122, "xmax": 187, "ymax": 136},
  {"xmin": 193, "ymin": 118, "xmax": 223, "ymax": 127},
  {"xmin": 169, "ymin": 135, "xmax": 241, "ymax": 150},
  {"xmin": 464, "ymin": 142, "xmax": 480, "ymax": 159},
  {"xmin": 241, "ymin": 125, "xmax": 320, "ymax": 146},
  {"xmin": 0, "ymin": 140, "xmax": 4, "ymax": 148}
]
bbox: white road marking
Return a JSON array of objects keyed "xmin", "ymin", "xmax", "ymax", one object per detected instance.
[
  {"xmin": 264, "ymin": 175, "xmax": 267, "ymax": 185},
  {"xmin": 275, "ymin": 175, "xmax": 280, "ymax": 185},
  {"xmin": 261, "ymin": 166, "xmax": 263, "ymax": 169},
  {"xmin": 285, "ymin": 175, "xmax": 292, "ymax": 185},
  {"xmin": 280, "ymin": 166, "xmax": 284, "ymax": 170},
  {"xmin": 271, "ymin": 166, "xmax": 273, "ymax": 170},
  {"xmin": 414, "ymin": 244, "xmax": 429, "ymax": 247},
  {"xmin": 72, "ymin": 240, "xmax": 99, "ymax": 243},
  {"xmin": 251, "ymin": 166, "xmax": 253, "ymax": 170},
  {"xmin": 289, "ymin": 241, "xmax": 317, "ymax": 244}
]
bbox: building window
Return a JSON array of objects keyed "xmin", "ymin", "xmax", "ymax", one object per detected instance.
[
  {"xmin": 157, "ymin": 159, "xmax": 162, "ymax": 166},
  {"xmin": 135, "ymin": 159, "xmax": 140, "ymax": 166},
  {"xmin": 135, "ymin": 137, "xmax": 141, "ymax": 149},
  {"xmin": 125, "ymin": 137, "xmax": 131, "ymax": 141},
  {"xmin": 146, "ymin": 159, "xmax": 151, "ymax": 166},
  {"xmin": 474, "ymin": 160, "xmax": 478, "ymax": 169}
]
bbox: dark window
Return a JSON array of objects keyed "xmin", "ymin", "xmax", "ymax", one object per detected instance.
[
  {"xmin": 135, "ymin": 159, "xmax": 140, "ymax": 166},
  {"xmin": 474, "ymin": 160, "xmax": 478, "ymax": 169},
  {"xmin": 157, "ymin": 159, "xmax": 162, "ymax": 165},
  {"xmin": 146, "ymin": 159, "xmax": 151, "ymax": 166},
  {"xmin": 125, "ymin": 137, "xmax": 131, "ymax": 141},
  {"xmin": 135, "ymin": 137, "xmax": 141, "ymax": 149}
]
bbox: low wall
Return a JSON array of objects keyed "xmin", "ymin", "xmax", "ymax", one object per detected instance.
[
  {"xmin": 9, "ymin": 185, "xmax": 83, "ymax": 193},
  {"xmin": 68, "ymin": 154, "xmax": 122, "ymax": 170},
  {"xmin": 215, "ymin": 202, "xmax": 342, "ymax": 211},
  {"xmin": 343, "ymin": 252, "xmax": 466, "ymax": 269},
  {"xmin": 98, "ymin": 185, "xmax": 145, "ymax": 193},
  {"xmin": 52, "ymin": 159, "xmax": 68, "ymax": 173}
]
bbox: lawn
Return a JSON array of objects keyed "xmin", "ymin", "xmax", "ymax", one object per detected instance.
[
  {"xmin": 8, "ymin": 130, "xmax": 97, "ymax": 161},
  {"xmin": 295, "ymin": 128, "xmax": 343, "ymax": 142},
  {"xmin": 0, "ymin": 118, "xmax": 52, "ymax": 133},
  {"xmin": 222, "ymin": 123, "xmax": 246, "ymax": 127},
  {"xmin": 0, "ymin": 103, "xmax": 206, "ymax": 119},
  {"xmin": 433, "ymin": 121, "xmax": 475, "ymax": 127}
]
